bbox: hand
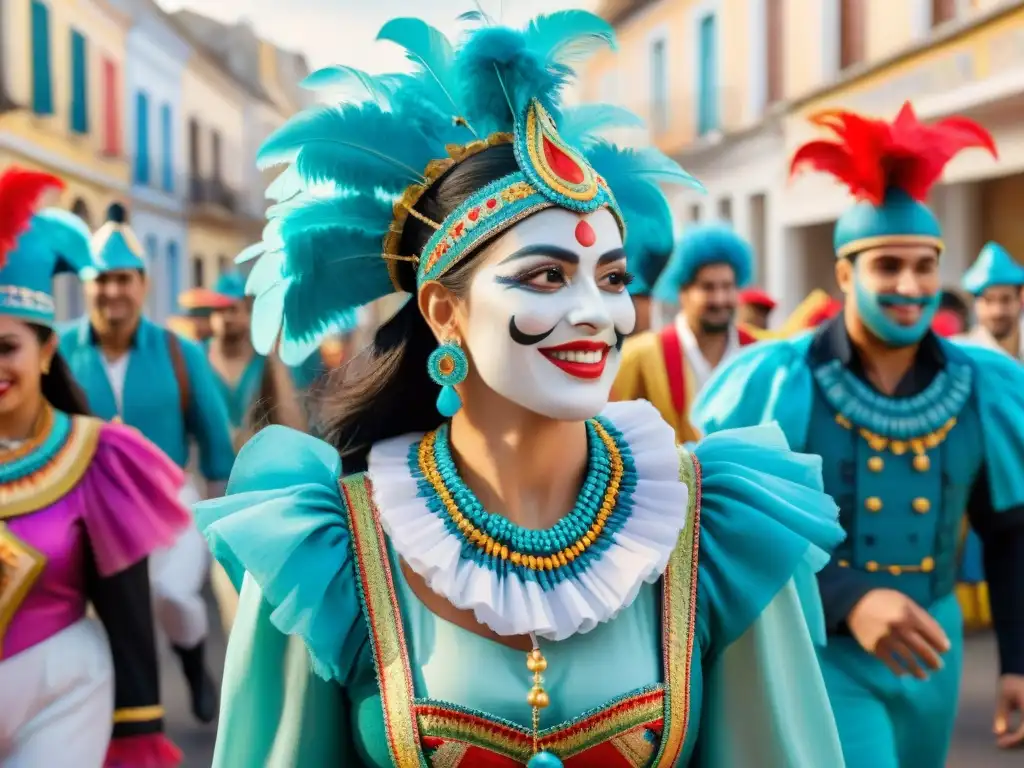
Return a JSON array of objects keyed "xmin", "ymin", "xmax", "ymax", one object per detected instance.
[
  {"xmin": 994, "ymin": 674, "xmax": 1024, "ymax": 749},
  {"xmin": 847, "ymin": 588, "xmax": 950, "ymax": 679}
]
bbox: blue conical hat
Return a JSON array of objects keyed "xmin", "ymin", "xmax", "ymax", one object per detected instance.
[
  {"xmin": 91, "ymin": 203, "xmax": 147, "ymax": 272},
  {"xmin": 962, "ymin": 241, "xmax": 1024, "ymax": 295},
  {"xmin": 213, "ymin": 271, "xmax": 247, "ymax": 301},
  {"xmin": 652, "ymin": 223, "xmax": 753, "ymax": 304}
]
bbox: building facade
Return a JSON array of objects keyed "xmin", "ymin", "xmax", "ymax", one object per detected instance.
[
  {"xmin": 586, "ymin": 0, "xmax": 790, "ymax": 299},
  {"xmin": 109, "ymin": 0, "xmax": 190, "ymax": 323},
  {"xmin": 0, "ymin": 0, "xmax": 132, "ymax": 318},
  {"xmin": 179, "ymin": 45, "xmax": 250, "ymax": 290},
  {"xmin": 587, "ymin": 0, "xmax": 1024, "ymax": 320}
]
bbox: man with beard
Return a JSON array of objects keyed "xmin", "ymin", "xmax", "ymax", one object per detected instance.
[
  {"xmin": 612, "ymin": 222, "xmax": 755, "ymax": 442},
  {"xmin": 59, "ymin": 203, "xmax": 233, "ymax": 725},
  {"xmin": 694, "ymin": 104, "xmax": 1024, "ymax": 765},
  {"xmin": 953, "ymin": 242, "xmax": 1024, "ymax": 631}
]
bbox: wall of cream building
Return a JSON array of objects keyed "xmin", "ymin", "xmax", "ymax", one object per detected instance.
[{"xmin": 181, "ymin": 56, "xmax": 246, "ymax": 190}]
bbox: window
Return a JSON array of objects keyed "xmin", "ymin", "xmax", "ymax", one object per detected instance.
[
  {"xmin": 697, "ymin": 13, "xmax": 719, "ymax": 136},
  {"xmin": 931, "ymin": 0, "xmax": 958, "ymax": 26},
  {"xmin": 134, "ymin": 91, "xmax": 150, "ymax": 185},
  {"xmin": 30, "ymin": 0, "xmax": 53, "ymax": 115},
  {"xmin": 160, "ymin": 104, "xmax": 173, "ymax": 192},
  {"xmin": 649, "ymin": 39, "xmax": 668, "ymax": 133},
  {"xmin": 217, "ymin": 255, "xmax": 230, "ymax": 276},
  {"xmin": 167, "ymin": 242, "xmax": 181, "ymax": 310},
  {"xmin": 717, "ymin": 197, "xmax": 732, "ymax": 222},
  {"xmin": 69, "ymin": 30, "xmax": 88, "ymax": 133},
  {"xmin": 188, "ymin": 118, "xmax": 200, "ymax": 174},
  {"xmin": 839, "ymin": 0, "xmax": 865, "ymax": 70},
  {"xmin": 102, "ymin": 58, "xmax": 118, "ymax": 155},
  {"xmin": 765, "ymin": 0, "xmax": 784, "ymax": 104},
  {"xmin": 145, "ymin": 234, "xmax": 158, "ymax": 260},
  {"xmin": 211, "ymin": 129, "xmax": 222, "ymax": 180},
  {"xmin": 689, "ymin": 203, "xmax": 701, "ymax": 223},
  {"xmin": 191, "ymin": 256, "xmax": 205, "ymax": 288}
]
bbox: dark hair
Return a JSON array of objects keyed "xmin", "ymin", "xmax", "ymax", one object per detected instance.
[
  {"xmin": 939, "ymin": 289, "xmax": 969, "ymax": 320},
  {"xmin": 316, "ymin": 144, "xmax": 520, "ymax": 465},
  {"xmin": 31, "ymin": 325, "xmax": 92, "ymax": 416}
]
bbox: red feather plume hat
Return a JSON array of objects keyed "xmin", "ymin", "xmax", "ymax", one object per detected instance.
[
  {"xmin": 0, "ymin": 167, "xmax": 65, "ymax": 269},
  {"xmin": 789, "ymin": 102, "xmax": 997, "ymax": 259}
]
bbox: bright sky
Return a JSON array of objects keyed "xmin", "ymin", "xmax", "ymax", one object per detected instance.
[{"xmin": 157, "ymin": 0, "xmax": 597, "ymax": 72}]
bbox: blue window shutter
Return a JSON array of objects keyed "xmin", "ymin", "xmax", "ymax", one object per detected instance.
[
  {"xmin": 697, "ymin": 14, "xmax": 719, "ymax": 136},
  {"xmin": 161, "ymin": 104, "xmax": 173, "ymax": 192},
  {"xmin": 167, "ymin": 241, "xmax": 181, "ymax": 310},
  {"xmin": 30, "ymin": 1, "xmax": 53, "ymax": 115},
  {"xmin": 70, "ymin": 30, "xmax": 88, "ymax": 133},
  {"xmin": 135, "ymin": 91, "xmax": 150, "ymax": 185}
]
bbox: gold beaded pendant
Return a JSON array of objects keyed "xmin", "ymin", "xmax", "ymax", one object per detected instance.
[{"xmin": 525, "ymin": 635, "xmax": 563, "ymax": 768}]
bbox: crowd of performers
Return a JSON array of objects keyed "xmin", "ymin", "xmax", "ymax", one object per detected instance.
[{"xmin": 2, "ymin": 9, "xmax": 1024, "ymax": 768}]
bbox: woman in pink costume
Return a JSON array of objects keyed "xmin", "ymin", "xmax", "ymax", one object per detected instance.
[{"xmin": 0, "ymin": 167, "xmax": 188, "ymax": 767}]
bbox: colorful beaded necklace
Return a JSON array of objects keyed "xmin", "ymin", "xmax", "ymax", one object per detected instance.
[{"xmin": 410, "ymin": 416, "xmax": 638, "ymax": 587}]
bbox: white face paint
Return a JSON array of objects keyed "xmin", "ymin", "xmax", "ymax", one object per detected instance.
[{"xmin": 464, "ymin": 207, "xmax": 635, "ymax": 421}]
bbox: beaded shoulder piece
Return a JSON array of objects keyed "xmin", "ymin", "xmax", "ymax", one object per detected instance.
[
  {"xmin": 0, "ymin": 408, "xmax": 102, "ymax": 519},
  {"xmin": 812, "ymin": 357, "xmax": 973, "ymax": 454}
]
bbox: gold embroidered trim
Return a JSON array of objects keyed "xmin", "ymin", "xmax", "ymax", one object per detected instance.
[
  {"xmin": 834, "ymin": 413, "xmax": 957, "ymax": 456},
  {"xmin": 835, "ymin": 234, "xmax": 944, "ymax": 260},
  {"xmin": 0, "ymin": 523, "xmax": 47, "ymax": 656},
  {"xmin": 382, "ymin": 132, "xmax": 514, "ymax": 289},
  {"xmin": 0, "ymin": 416, "xmax": 102, "ymax": 520},
  {"xmin": 341, "ymin": 475, "xmax": 427, "ymax": 768},
  {"xmin": 612, "ymin": 727, "xmax": 658, "ymax": 766},
  {"xmin": 113, "ymin": 705, "xmax": 165, "ymax": 723},
  {"xmin": 650, "ymin": 447, "xmax": 702, "ymax": 765}
]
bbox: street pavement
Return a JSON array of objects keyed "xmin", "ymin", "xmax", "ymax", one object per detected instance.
[{"xmin": 165, "ymin": 601, "xmax": 1019, "ymax": 767}]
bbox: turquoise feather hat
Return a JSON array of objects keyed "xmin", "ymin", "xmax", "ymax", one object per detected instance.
[
  {"xmin": 91, "ymin": 203, "xmax": 147, "ymax": 273},
  {"xmin": 239, "ymin": 10, "xmax": 703, "ymax": 364},
  {"xmin": 651, "ymin": 223, "xmax": 753, "ymax": 304},
  {"xmin": 0, "ymin": 167, "xmax": 95, "ymax": 326},
  {"xmin": 790, "ymin": 103, "xmax": 996, "ymax": 259},
  {"xmin": 962, "ymin": 241, "xmax": 1024, "ymax": 295}
]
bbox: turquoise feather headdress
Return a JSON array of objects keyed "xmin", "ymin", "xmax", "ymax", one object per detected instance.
[
  {"xmin": 0, "ymin": 167, "xmax": 95, "ymax": 326},
  {"xmin": 242, "ymin": 11, "xmax": 703, "ymax": 364}
]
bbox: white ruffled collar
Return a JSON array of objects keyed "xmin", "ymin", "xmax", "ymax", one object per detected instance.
[{"xmin": 367, "ymin": 400, "xmax": 687, "ymax": 641}]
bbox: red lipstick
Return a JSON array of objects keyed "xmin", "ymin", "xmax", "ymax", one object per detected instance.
[{"xmin": 538, "ymin": 340, "xmax": 611, "ymax": 380}]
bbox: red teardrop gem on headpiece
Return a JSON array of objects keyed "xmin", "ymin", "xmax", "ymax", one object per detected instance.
[
  {"xmin": 575, "ymin": 220, "xmax": 596, "ymax": 247},
  {"xmin": 542, "ymin": 136, "xmax": 585, "ymax": 185}
]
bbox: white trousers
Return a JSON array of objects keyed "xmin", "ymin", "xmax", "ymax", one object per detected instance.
[
  {"xmin": 0, "ymin": 619, "xmax": 113, "ymax": 767},
  {"xmin": 150, "ymin": 478, "xmax": 210, "ymax": 649}
]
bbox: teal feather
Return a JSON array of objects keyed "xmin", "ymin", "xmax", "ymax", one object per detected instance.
[
  {"xmin": 299, "ymin": 66, "xmax": 404, "ymax": 107},
  {"xmin": 264, "ymin": 165, "xmax": 304, "ymax": 203},
  {"xmin": 235, "ymin": 241, "xmax": 266, "ymax": 265},
  {"xmin": 376, "ymin": 18, "xmax": 463, "ymax": 129},
  {"xmin": 523, "ymin": 11, "xmax": 616, "ymax": 66},
  {"xmin": 558, "ymin": 105, "xmax": 645, "ymax": 148},
  {"xmin": 587, "ymin": 143, "xmax": 705, "ymax": 192}
]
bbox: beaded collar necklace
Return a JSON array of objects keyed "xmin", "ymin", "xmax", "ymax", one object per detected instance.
[{"xmin": 410, "ymin": 416, "xmax": 635, "ymax": 583}]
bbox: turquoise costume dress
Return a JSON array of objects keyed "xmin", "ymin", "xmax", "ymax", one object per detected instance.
[
  {"xmin": 57, "ymin": 206, "xmax": 234, "ymax": 481},
  {"xmin": 195, "ymin": 12, "xmax": 846, "ymax": 766},
  {"xmin": 694, "ymin": 104, "xmax": 1024, "ymax": 768},
  {"xmin": 200, "ymin": 401, "xmax": 846, "ymax": 767}
]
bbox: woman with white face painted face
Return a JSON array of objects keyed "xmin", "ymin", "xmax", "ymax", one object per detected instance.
[{"xmin": 197, "ymin": 12, "xmax": 846, "ymax": 767}]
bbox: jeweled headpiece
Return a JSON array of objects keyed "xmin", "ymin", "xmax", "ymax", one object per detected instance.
[
  {"xmin": 242, "ymin": 11, "xmax": 703, "ymax": 363},
  {"xmin": 0, "ymin": 167, "xmax": 95, "ymax": 326},
  {"xmin": 790, "ymin": 102, "xmax": 996, "ymax": 259}
]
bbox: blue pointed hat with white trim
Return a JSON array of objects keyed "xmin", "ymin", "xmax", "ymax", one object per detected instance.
[
  {"xmin": 790, "ymin": 103, "xmax": 997, "ymax": 259},
  {"xmin": 91, "ymin": 202, "xmax": 147, "ymax": 272},
  {"xmin": 0, "ymin": 167, "xmax": 95, "ymax": 326},
  {"xmin": 962, "ymin": 241, "xmax": 1024, "ymax": 295}
]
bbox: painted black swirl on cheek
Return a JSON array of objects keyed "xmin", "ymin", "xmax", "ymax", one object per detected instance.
[
  {"xmin": 615, "ymin": 330, "xmax": 627, "ymax": 350},
  {"xmin": 508, "ymin": 316, "xmax": 557, "ymax": 346}
]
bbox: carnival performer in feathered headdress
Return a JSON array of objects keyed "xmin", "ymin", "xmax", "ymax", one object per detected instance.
[
  {"xmin": 0, "ymin": 167, "xmax": 187, "ymax": 767},
  {"xmin": 695, "ymin": 101, "xmax": 1024, "ymax": 763},
  {"xmin": 195, "ymin": 11, "xmax": 846, "ymax": 767},
  {"xmin": 613, "ymin": 223, "xmax": 758, "ymax": 443}
]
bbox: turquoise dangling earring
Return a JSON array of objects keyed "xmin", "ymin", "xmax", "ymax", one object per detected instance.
[{"xmin": 427, "ymin": 339, "xmax": 469, "ymax": 418}]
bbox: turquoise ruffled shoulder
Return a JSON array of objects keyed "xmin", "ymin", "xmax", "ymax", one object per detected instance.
[
  {"xmin": 946, "ymin": 339, "xmax": 1024, "ymax": 511},
  {"xmin": 194, "ymin": 426, "xmax": 363, "ymax": 682},
  {"xmin": 692, "ymin": 422, "xmax": 844, "ymax": 660},
  {"xmin": 692, "ymin": 335, "xmax": 814, "ymax": 449}
]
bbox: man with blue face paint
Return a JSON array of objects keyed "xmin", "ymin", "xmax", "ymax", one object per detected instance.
[{"xmin": 693, "ymin": 103, "xmax": 1024, "ymax": 765}]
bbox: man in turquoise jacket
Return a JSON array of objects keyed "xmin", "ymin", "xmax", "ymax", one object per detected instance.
[
  {"xmin": 59, "ymin": 203, "xmax": 233, "ymax": 724},
  {"xmin": 693, "ymin": 104, "xmax": 1024, "ymax": 766}
]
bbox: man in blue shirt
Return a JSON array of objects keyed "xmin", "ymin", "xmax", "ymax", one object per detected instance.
[{"xmin": 60, "ymin": 204, "xmax": 234, "ymax": 724}]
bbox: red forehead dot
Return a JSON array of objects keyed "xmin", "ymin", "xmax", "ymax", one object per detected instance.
[{"xmin": 574, "ymin": 219, "xmax": 596, "ymax": 248}]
